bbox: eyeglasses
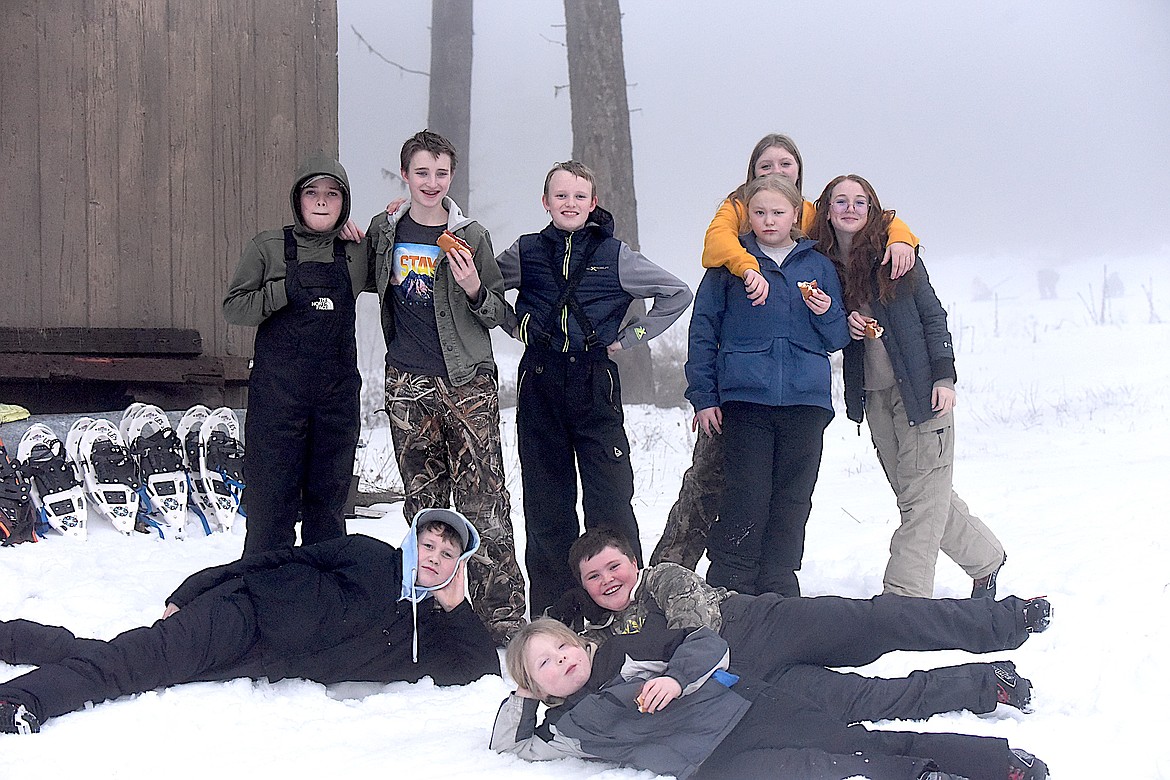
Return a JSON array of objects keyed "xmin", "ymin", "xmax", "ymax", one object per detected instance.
[{"xmin": 830, "ymin": 198, "xmax": 870, "ymax": 213}]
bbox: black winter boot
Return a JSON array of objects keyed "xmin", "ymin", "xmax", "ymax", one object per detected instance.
[
  {"xmin": 972, "ymin": 552, "xmax": 1006, "ymax": 598},
  {"xmin": 992, "ymin": 661, "xmax": 1033, "ymax": 711},
  {"xmin": 0, "ymin": 700, "xmax": 40, "ymax": 734},
  {"xmin": 1008, "ymin": 747, "xmax": 1048, "ymax": 779},
  {"xmin": 1022, "ymin": 598, "xmax": 1052, "ymax": 634}
]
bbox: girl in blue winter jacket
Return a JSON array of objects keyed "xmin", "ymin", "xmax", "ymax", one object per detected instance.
[
  {"xmin": 808, "ymin": 175, "xmax": 1007, "ymax": 600},
  {"xmin": 685, "ymin": 174, "xmax": 850, "ymax": 597}
]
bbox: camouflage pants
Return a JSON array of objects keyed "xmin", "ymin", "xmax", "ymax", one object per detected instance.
[
  {"xmin": 385, "ymin": 366, "xmax": 526, "ymax": 644},
  {"xmin": 650, "ymin": 430, "xmax": 724, "ymax": 570}
]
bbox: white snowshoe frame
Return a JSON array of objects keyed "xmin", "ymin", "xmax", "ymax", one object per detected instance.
[
  {"xmin": 122, "ymin": 404, "xmax": 188, "ymax": 540},
  {"xmin": 176, "ymin": 405, "xmax": 217, "ymax": 534},
  {"xmin": 198, "ymin": 407, "xmax": 244, "ymax": 533},
  {"xmin": 117, "ymin": 402, "xmax": 148, "ymax": 444},
  {"xmin": 16, "ymin": 423, "xmax": 88, "ymax": 540},
  {"xmin": 74, "ymin": 419, "xmax": 140, "ymax": 535}
]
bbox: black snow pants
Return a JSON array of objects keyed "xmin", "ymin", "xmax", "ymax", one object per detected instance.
[
  {"xmin": 707, "ymin": 401, "xmax": 833, "ymax": 597},
  {"xmin": 243, "ymin": 231, "xmax": 361, "ymax": 554},
  {"xmin": 719, "ymin": 592, "xmax": 1033, "ymax": 722},
  {"xmin": 699, "ymin": 685, "xmax": 1017, "ymax": 780},
  {"xmin": 0, "ymin": 581, "xmax": 265, "ymax": 723},
  {"xmin": 517, "ymin": 348, "xmax": 641, "ymax": 614}
]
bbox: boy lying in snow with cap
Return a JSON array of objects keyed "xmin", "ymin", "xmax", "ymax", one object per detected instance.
[{"xmin": 0, "ymin": 509, "xmax": 498, "ymax": 734}]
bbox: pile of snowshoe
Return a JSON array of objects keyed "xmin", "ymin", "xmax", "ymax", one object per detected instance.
[
  {"xmin": 0, "ymin": 405, "xmax": 244, "ymax": 544},
  {"xmin": 0, "ymin": 437, "xmax": 36, "ymax": 545}
]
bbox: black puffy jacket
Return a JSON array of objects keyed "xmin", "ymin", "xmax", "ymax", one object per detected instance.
[
  {"xmin": 843, "ymin": 257, "xmax": 956, "ymax": 427},
  {"xmin": 167, "ymin": 534, "xmax": 499, "ymax": 686}
]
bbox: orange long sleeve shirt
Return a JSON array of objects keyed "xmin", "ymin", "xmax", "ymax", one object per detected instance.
[{"xmin": 700, "ymin": 197, "xmax": 919, "ymax": 278}]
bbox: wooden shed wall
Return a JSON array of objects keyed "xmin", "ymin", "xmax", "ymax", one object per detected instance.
[{"xmin": 0, "ymin": 0, "xmax": 339, "ymax": 360}]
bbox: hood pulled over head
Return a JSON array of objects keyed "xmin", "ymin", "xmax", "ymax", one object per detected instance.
[
  {"xmin": 399, "ymin": 508, "xmax": 480, "ymax": 604},
  {"xmin": 289, "ymin": 154, "xmax": 352, "ymax": 236}
]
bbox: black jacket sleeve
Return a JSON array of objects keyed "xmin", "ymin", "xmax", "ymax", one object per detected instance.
[
  {"xmin": 167, "ymin": 546, "xmax": 304, "ymax": 607},
  {"xmin": 418, "ymin": 600, "xmax": 501, "ymax": 685},
  {"xmin": 166, "ymin": 535, "xmax": 379, "ymax": 608}
]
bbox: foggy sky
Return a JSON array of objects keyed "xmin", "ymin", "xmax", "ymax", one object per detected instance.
[{"xmin": 338, "ymin": 0, "xmax": 1169, "ymax": 289}]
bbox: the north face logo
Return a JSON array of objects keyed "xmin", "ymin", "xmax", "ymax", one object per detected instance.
[{"xmin": 311, "ymin": 297, "xmax": 335, "ymax": 311}]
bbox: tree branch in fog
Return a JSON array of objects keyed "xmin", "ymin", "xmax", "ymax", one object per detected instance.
[{"xmin": 351, "ymin": 26, "xmax": 429, "ymax": 77}]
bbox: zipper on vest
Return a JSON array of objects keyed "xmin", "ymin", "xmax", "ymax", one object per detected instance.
[{"xmin": 560, "ymin": 233, "xmax": 572, "ymax": 352}]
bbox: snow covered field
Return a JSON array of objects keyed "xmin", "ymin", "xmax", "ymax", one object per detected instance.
[{"xmin": 1, "ymin": 251, "xmax": 1167, "ymax": 778}]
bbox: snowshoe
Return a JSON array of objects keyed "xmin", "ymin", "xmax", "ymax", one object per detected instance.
[
  {"xmin": 117, "ymin": 402, "xmax": 148, "ymax": 443},
  {"xmin": 123, "ymin": 404, "xmax": 188, "ymax": 539},
  {"xmin": 176, "ymin": 405, "xmax": 216, "ymax": 534},
  {"xmin": 16, "ymin": 423, "xmax": 87, "ymax": 540},
  {"xmin": 75, "ymin": 419, "xmax": 141, "ymax": 535},
  {"xmin": 198, "ymin": 407, "xmax": 245, "ymax": 532},
  {"xmin": 0, "ymin": 438, "xmax": 38, "ymax": 545},
  {"xmin": 64, "ymin": 417, "xmax": 93, "ymax": 470}
]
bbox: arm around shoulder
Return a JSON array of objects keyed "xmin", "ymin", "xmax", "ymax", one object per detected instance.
[
  {"xmin": 886, "ymin": 214, "xmax": 919, "ymax": 248},
  {"xmin": 702, "ymin": 198, "xmax": 760, "ymax": 278},
  {"xmin": 644, "ymin": 563, "xmax": 727, "ymax": 632}
]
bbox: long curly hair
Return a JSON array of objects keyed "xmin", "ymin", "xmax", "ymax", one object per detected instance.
[{"xmin": 808, "ymin": 174, "xmax": 908, "ymax": 310}]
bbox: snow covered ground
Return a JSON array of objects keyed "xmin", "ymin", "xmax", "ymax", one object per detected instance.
[{"xmin": 1, "ymin": 251, "xmax": 1168, "ymax": 778}]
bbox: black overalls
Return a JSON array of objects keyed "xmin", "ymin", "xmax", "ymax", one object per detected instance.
[{"xmin": 242, "ymin": 228, "xmax": 360, "ymax": 554}]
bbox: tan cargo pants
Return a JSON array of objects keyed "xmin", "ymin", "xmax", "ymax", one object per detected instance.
[{"xmin": 865, "ymin": 385, "xmax": 1005, "ymax": 598}]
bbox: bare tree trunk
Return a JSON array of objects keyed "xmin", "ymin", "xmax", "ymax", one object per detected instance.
[
  {"xmin": 427, "ymin": 0, "xmax": 473, "ymax": 210},
  {"xmin": 563, "ymin": 0, "xmax": 654, "ymax": 403}
]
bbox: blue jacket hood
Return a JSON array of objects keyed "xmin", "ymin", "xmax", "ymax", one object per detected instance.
[{"xmin": 399, "ymin": 508, "xmax": 481, "ymax": 603}]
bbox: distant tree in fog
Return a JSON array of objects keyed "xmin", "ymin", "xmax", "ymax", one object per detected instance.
[
  {"xmin": 563, "ymin": 0, "xmax": 654, "ymax": 403},
  {"xmin": 351, "ymin": 1, "xmax": 473, "ymax": 209},
  {"xmin": 428, "ymin": 0, "xmax": 474, "ymax": 209}
]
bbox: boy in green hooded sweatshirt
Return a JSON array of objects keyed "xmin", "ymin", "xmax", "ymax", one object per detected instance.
[{"xmin": 224, "ymin": 155, "xmax": 369, "ymax": 555}]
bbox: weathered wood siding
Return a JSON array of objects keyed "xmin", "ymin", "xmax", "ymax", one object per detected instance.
[{"xmin": 0, "ymin": 0, "xmax": 339, "ymax": 359}]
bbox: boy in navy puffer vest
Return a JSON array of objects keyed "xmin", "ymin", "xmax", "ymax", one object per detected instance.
[{"xmin": 496, "ymin": 161, "xmax": 692, "ymax": 615}]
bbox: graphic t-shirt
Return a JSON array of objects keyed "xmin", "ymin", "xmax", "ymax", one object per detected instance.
[{"xmin": 386, "ymin": 214, "xmax": 448, "ymax": 377}]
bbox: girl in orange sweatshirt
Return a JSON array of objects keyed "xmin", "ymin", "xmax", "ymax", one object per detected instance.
[{"xmin": 651, "ymin": 133, "xmax": 920, "ymax": 571}]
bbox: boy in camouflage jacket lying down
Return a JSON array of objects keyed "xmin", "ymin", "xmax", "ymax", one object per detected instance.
[{"xmin": 547, "ymin": 528, "xmax": 1052, "ymax": 725}]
